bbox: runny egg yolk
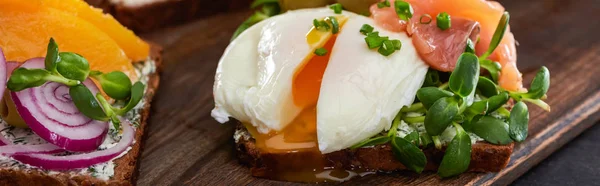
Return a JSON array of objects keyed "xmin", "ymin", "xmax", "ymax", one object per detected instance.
[{"xmin": 247, "ymin": 24, "xmax": 342, "ymax": 154}]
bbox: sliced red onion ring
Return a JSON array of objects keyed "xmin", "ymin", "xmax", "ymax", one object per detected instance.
[
  {"xmin": 0, "ymin": 144, "xmax": 63, "ymax": 156},
  {"xmin": 11, "ymin": 58, "xmax": 108, "ymax": 152},
  {"xmin": 0, "ymin": 49, "xmax": 7, "ymax": 105},
  {"xmin": 11, "ymin": 121, "xmax": 134, "ymax": 170},
  {"xmin": 6, "ymin": 61, "xmax": 20, "ymax": 77}
]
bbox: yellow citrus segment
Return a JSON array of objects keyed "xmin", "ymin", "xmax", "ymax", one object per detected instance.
[
  {"xmin": 0, "ymin": 4, "xmax": 137, "ymax": 79},
  {"xmin": 40, "ymin": 0, "xmax": 150, "ymax": 62}
]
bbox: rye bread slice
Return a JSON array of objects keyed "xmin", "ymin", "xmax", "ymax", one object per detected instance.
[
  {"xmin": 85, "ymin": 0, "xmax": 252, "ymax": 32},
  {"xmin": 0, "ymin": 44, "xmax": 162, "ymax": 186},
  {"xmin": 235, "ymin": 123, "xmax": 514, "ymax": 179}
]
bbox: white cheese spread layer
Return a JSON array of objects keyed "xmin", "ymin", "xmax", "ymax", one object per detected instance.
[{"xmin": 0, "ymin": 58, "xmax": 156, "ymax": 181}]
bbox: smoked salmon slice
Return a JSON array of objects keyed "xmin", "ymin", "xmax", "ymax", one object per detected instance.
[{"xmin": 370, "ymin": 0, "xmax": 523, "ymax": 91}]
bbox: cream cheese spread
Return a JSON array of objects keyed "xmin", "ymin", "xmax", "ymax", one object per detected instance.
[{"xmin": 0, "ymin": 59, "xmax": 156, "ymax": 180}]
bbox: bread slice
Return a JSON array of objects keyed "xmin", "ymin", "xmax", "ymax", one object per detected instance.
[
  {"xmin": 0, "ymin": 45, "xmax": 162, "ymax": 186},
  {"xmin": 85, "ymin": 0, "xmax": 252, "ymax": 32},
  {"xmin": 235, "ymin": 123, "xmax": 514, "ymax": 179}
]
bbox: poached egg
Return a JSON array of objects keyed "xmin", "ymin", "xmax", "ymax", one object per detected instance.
[{"xmin": 212, "ymin": 7, "xmax": 428, "ymax": 153}]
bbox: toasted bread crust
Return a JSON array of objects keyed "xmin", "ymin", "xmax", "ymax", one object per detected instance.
[
  {"xmin": 0, "ymin": 45, "xmax": 162, "ymax": 186},
  {"xmin": 85, "ymin": 0, "xmax": 251, "ymax": 32},
  {"xmin": 235, "ymin": 125, "xmax": 514, "ymax": 178}
]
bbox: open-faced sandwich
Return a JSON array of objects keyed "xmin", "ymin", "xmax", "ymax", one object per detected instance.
[
  {"xmin": 0, "ymin": 0, "xmax": 160, "ymax": 185},
  {"xmin": 213, "ymin": 0, "xmax": 551, "ymax": 183}
]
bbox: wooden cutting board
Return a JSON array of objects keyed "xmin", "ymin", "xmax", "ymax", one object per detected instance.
[{"xmin": 136, "ymin": 0, "xmax": 600, "ymax": 185}]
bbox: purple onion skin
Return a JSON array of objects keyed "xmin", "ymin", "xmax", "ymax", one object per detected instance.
[
  {"xmin": 10, "ymin": 122, "xmax": 133, "ymax": 170},
  {"xmin": 11, "ymin": 91, "xmax": 108, "ymax": 152},
  {"xmin": 10, "ymin": 58, "xmax": 108, "ymax": 152}
]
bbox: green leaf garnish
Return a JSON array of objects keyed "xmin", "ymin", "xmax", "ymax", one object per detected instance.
[
  {"xmin": 480, "ymin": 12, "xmax": 509, "ymax": 60},
  {"xmin": 424, "ymin": 97, "xmax": 459, "ymax": 136},
  {"xmin": 56, "ymin": 52, "xmax": 90, "ymax": 82},
  {"xmin": 114, "ymin": 82, "xmax": 145, "ymax": 115},
  {"xmin": 471, "ymin": 116, "xmax": 513, "ymax": 145},
  {"xmin": 7, "ymin": 68, "xmax": 51, "ymax": 91},
  {"xmin": 477, "ymin": 76, "xmax": 498, "ymax": 97},
  {"xmin": 404, "ymin": 131, "xmax": 420, "ymax": 145},
  {"xmin": 480, "ymin": 59, "xmax": 501, "ymax": 82},
  {"xmin": 231, "ymin": 12, "xmax": 269, "ymax": 41},
  {"xmin": 45, "ymin": 38, "xmax": 59, "ymax": 73},
  {"xmin": 449, "ymin": 53, "xmax": 480, "ymax": 97},
  {"xmin": 390, "ymin": 136, "xmax": 427, "ymax": 173},
  {"xmin": 438, "ymin": 123, "xmax": 471, "ymax": 178},
  {"xmin": 523, "ymin": 66, "xmax": 550, "ymax": 99},
  {"xmin": 70, "ymin": 84, "xmax": 109, "ymax": 121},
  {"xmin": 486, "ymin": 92, "xmax": 509, "ymax": 113},
  {"xmin": 388, "ymin": 112, "xmax": 402, "ymax": 137},
  {"xmin": 466, "ymin": 100, "xmax": 488, "ymax": 116},
  {"xmin": 350, "ymin": 135, "xmax": 391, "ymax": 149},
  {"xmin": 91, "ymin": 71, "xmax": 133, "ymax": 100},
  {"xmin": 509, "ymin": 101, "xmax": 529, "ymax": 142},
  {"xmin": 436, "ymin": 12, "xmax": 451, "ymax": 30},
  {"xmin": 416, "ymin": 87, "xmax": 454, "ymax": 109}
]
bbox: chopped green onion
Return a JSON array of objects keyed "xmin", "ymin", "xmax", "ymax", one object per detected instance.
[
  {"xmin": 364, "ymin": 32, "xmax": 388, "ymax": 49},
  {"xmin": 391, "ymin": 39, "xmax": 402, "ymax": 50},
  {"xmin": 394, "ymin": 0, "xmax": 414, "ymax": 21},
  {"xmin": 419, "ymin": 14, "xmax": 432, "ymax": 24},
  {"xmin": 436, "ymin": 12, "xmax": 451, "ymax": 30},
  {"xmin": 313, "ymin": 19, "xmax": 330, "ymax": 31},
  {"xmin": 378, "ymin": 40, "xmax": 396, "ymax": 56},
  {"xmin": 329, "ymin": 3, "xmax": 343, "ymax": 14},
  {"xmin": 377, "ymin": 0, "xmax": 391, "ymax": 8},
  {"xmin": 314, "ymin": 48, "xmax": 328, "ymax": 56},
  {"xmin": 360, "ymin": 24, "xmax": 374, "ymax": 35},
  {"xmin": 326, "ymin": 16, "xmax": 340, "ymax": 34}
]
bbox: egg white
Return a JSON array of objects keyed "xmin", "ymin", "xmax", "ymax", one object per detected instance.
[
  {"xmin": 316, "ymin": 15, "xmax": 428, "ymax": 153},
  {"xmin": 213, "ymin": 8, "xmax": 428, "ymax": 153},
  {"xmin": 212, "ymin": 8, "xmax": 350, "ymax": 133}
]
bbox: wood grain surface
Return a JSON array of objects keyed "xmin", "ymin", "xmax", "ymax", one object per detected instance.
[{"xmin": 136, "ymin": 0, "xmax": 600, "ymax": 185}]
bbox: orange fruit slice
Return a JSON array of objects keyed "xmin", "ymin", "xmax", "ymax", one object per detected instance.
[
  {"xmin": 40, "ymin": 0, "xmax": 150, "ymax": 62},
  {"xmin": 0, "ymin": 3, "xmax": 137, "ymax": 79},
  {"xmin": 1, "ymin": 0, "xmax": 149, "ymax": 62}
]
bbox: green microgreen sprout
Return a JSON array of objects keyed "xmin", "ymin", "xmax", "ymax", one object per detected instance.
[
  {"xmin": 436, "ymin": 12, "xmax": 451, "ymax": 30},
  {"xmin": 231, "ymin": 0, "xmax": 281, "ymax": 41},
  {"xmin": 480, "ymin": 12, "xmax": 510, "ymax": 60},
  {"xmin": 7, "ymin": 38, "xmax": 146, "ymax": 130},
  {"xmin": 347, "ymin": 9, "xmax": 550, "ymax": 178},
  {"xmin": 438, "ymin": 123, "xmax": 471, "ymax": 178},
  {"xmin": 394, "ymin": 0, "xmax": 414, "ymax": 21},
  {"xmin": 329, "ymin": 3, "xmax": 343, "ymax": 14}
]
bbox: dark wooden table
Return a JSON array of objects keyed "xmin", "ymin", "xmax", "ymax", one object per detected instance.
[{"xmin": 137, "ymin": 0, "xmax": 600, "ymax": 185}]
